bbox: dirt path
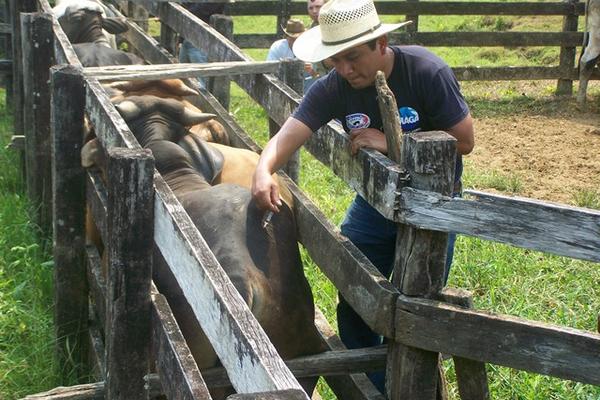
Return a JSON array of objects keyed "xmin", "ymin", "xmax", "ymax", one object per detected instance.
[{"xmin": 463, "ymin": 81, "xmax": 600, "ymax": 205}]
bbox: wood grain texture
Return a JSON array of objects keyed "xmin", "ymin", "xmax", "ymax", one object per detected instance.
[
  {"xmin": 21, "ymin": 12, "xmax": 54, "ymax": 231},
  {"xmin": 152, "ymin": 286, "xmax": 211, "ymax": 400},
  {"xmin": 395, "ymin": 188, "xmax": 600, "ymax": 263},
  {"xmin": 105, "ymin": 148, "xmax": 154, "ymax": 400},
  {"xmin": 51, "ymin": 65, "xmax": 88, "ymax": 382},
  {"xmin": 395, "ymin": 295, "xmax": 600, "ymax": 385}
]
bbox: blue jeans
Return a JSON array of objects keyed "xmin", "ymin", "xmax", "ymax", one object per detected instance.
[
  {"xmin": 179, "ymin": 40, "xmax": 208, "ymax": 89},
  {"xmin": 338, "ymin": 194, "xmax": 458, "ymax": 392}
]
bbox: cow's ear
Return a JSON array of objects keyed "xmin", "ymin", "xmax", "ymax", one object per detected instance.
[
  {"xmin": 102, "ymin": 17, "xmax": 129, "ymax": 34},
  {"xmin": 115, "ymin": 100, "xmax": 142, "ymax": 121},
  {"xmin": 81, "ymin": 138, "xmax": 104, "ymax": 169}
]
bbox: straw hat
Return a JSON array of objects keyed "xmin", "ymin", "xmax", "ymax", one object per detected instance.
[
  {"xmin": 282, "ymin": 19, "xmax": 306, "ymax": 38},
  {"xmin": 293, "ymin": 0, "xmax": 411, "ymax": 62}
]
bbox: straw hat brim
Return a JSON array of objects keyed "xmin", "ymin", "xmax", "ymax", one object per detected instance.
[{"xmin": 293, "ymin": 21, "xmax": 411, "ymax": 63}]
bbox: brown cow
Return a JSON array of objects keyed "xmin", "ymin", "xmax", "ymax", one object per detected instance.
[{"xmin": 82, "ymin": 95, "xmax": 322, "ymax": 397}]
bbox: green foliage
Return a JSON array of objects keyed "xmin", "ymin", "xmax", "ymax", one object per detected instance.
[
  {"xmin": 572, "ymin": 189, "xmax": 600, "ymax": 210},
  {"xmin": 464, "ymin": 168, "xmax": 523, "ymax": 193},
  {"xmin": 0, "ymin": 91, "xmax": 62, "ymax": 399}
]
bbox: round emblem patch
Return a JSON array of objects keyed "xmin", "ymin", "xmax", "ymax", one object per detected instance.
[
  {"xmin": 345, "ymin": 113, "xmax": 371, "ymax": 129},
  {"xmin": 399, "ymin": 107, "xmax": 421, "ymax": 132}
]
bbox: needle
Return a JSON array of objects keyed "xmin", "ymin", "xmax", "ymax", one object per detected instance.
[{"xmin": 262, "ymin": 211, "xmax": 274, "ymax": 229}]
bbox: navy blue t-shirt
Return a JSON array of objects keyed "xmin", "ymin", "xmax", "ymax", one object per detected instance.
[{"xmin": 293, "ymin": 45, "xmax": 469, "ymax": 184}]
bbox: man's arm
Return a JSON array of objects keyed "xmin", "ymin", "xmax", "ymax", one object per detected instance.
[
  {"xmin": 349, "ymin": 112, "xmax": 474, "ymax": 156},
  {"xmin": 446, "ymin": 113, "xmax": 474, "ymax": 155},
  {"xmin": 252, "ymin": 117, "xmax": 313, "ymax": 212}
]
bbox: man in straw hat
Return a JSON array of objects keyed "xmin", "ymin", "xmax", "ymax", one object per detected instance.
[
  {"xmin": 252, "ymin": 0, "xmax": 474, "ymax": 390},
  {"xmin": 267, "ymin": 19, "xmax": 319, "ymax": 92}
]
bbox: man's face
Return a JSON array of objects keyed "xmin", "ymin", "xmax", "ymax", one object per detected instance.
[
  {"xmin": 328, "ymin": 41, "xmax": 383, "ymax": 89},
  {"xmin": 307, "ymin": 0, "xmax": 324, "ymax": 22}
]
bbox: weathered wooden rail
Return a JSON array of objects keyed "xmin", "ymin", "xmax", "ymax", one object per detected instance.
[{"xmin": 11, "ymin": 0, "xmax": 600, "ymax": 399}]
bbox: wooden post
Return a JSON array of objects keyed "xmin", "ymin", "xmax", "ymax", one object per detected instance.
[
  {"xmin": 276, "ymin": 0, "xmax": 291, "ymax": 37},
  {"xmin": 375, "ymin": 72, "xmax": 455, "ymax": 400},
  {"xmin": 105, "ymin": 147, "xmax": 154, "ymax": 400},
  {"xmin": 9, "ymin": 0, "xmax": 36, "ymax": 138},
  {"xmin": 159, "ymin": 3, "xmax": 178, "ymax": 55},
  {"xmin": 128, "ymin": 1, "xmax": 149, "ymax": 33},
  {"xmin": 556, "ymin": 0, "xmax": 579, "ymax": 95},
  {"xmin": 3, "ymin": 0, "xmax": 12, "ymax": 105},
  {"xmin": 51, "ymin": 64, "xmax": 88, "ymax": 383},
  {"xmin": 208, "ymin": 14, "xmax": 233, "ymax": 110},
  {"xmin": 442, "ymin": 288, "xmax": 490, "ymax": 400},
  {"xmin": 406, "ymin": 0, "xmax": 419, "ymax": 37},
  {"xmin": 268, "ymin": 59, "xmax": 303, "ymax": 183},
  {"xmin": 21, "ymin": 12, "xmax": 54, "ymax": 232}
]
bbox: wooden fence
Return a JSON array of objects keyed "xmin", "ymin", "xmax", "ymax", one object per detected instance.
[
  {"xmin": 11, "ymin": 0, "xmax": 600, "ymax": 399},
  {"xmin": 206, "ymin": 0, "xmax": 600, "ymax": 94}
]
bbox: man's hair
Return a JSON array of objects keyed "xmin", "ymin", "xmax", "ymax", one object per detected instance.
[{"xmin": 365, "ymin": 38, "xmax": 378, "ymax": 50}]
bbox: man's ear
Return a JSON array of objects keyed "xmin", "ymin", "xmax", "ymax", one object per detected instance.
[{"xmin": 378, "ymin": 36, "xmax": 388, "ymax": 54}]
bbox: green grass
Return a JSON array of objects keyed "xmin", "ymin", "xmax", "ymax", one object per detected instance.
[{"xmin": 0, "ymin": 91, "xmax": 62, "ymax": 399}]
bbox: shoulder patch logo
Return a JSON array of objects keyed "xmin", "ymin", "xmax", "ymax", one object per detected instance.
[
  {"xmin": 345, "ymin": 113, "xmax": 371, "ymax": 129},
  {"xmin": 399, "ymin": 107, "xmax": 421, "ymax": 132}
]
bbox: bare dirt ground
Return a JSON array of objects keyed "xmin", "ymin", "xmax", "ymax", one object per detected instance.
[{"xmin": 462, "ymin": 80, "xmax": 600, "ymax": 205}]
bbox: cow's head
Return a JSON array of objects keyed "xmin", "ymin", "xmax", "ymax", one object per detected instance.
[{"xmin": 55, "ymin": 1, "xmax": 129, "ymax": 46}]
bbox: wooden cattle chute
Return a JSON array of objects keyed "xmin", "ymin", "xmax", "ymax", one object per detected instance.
[{"xmin": 11, "ymin": 0, "xmax": 600, "ymax": 399}]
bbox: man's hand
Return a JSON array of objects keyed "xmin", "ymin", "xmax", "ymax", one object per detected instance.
[
  {"xmin": 252, "ymin": 167, "xmax": 282, "ymax": 213},
  {"xmin": 349, "ymin": 128, "xmax": 387, "ymax": 155}
]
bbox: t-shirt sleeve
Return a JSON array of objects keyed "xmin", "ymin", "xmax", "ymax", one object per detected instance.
[
  {"xmin": 292, "ymin": 77, "xmax": 337, "ymax": 132},
  {"xmin": 422, "ymin": 66, "xmax": 470, "ymax": 130}
]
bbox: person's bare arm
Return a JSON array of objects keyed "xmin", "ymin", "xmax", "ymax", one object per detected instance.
[
  {"xmin": 252, "ymin": 117, "xmax": 313, "ymax": 212},
  {"xmin": 447, "ymin": 113, "xmax": 475, "ymax": 155}
]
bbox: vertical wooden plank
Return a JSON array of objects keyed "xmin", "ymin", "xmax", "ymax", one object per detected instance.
[
  {"xmin": 51, "ymin": 64, "xmax": 88, "ymax": 383},
  {"xmin": 268, "ymin": 59, "xmax": 303, "ymax": 183},
  {"xmin": 405, "ymin": 0, "xmax": 419, "ymax": 36},
  {"xmin": 440, "ymin": 288, "xmax": 490, "ymax": 400},
  {"xmin": 128, "ymin": 1, "xmax": 149, "ymax": 33},
  {"xmin": 556, "ymin": 0, "xmax": 579, "ymax": 95},
  {"xmin": 10, "ymin": 0, "xmax": 36, "ymax": 138},
  {"xmin": 208, "ymin": 14, "xmax": 233, "ymax": 110},
  {"xmin": 159, "ymin": 3, "xmax": 179, "ymax": 55},
  {"xmin": 375, "ymin": 73, "xmax": 455, "ymax": 400},
  {"xmin": 21, "ymin": 12, "xmax": 54, "ymax": 232},
  {"xmin": 105, "ymin": 147, "xmax": 154, "ymax": 400},
  {"xmin": 276, "ymin": 0, "xmax": 291, "ymax": 37},
  {"xmin": 3, "ymin": 0, "xmax": 12, "ymax": 105}
]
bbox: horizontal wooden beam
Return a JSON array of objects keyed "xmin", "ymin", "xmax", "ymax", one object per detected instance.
[
  {"xmin": 313, "ymin": 310, "xmax": 383, "ymax": 400},
  {"xmin": 395, "ymin": 295, "xmax": 600, "ymax": 386},
  {"xmin": 235, "ymin": 31, "xmax": 583, "ymax": 49},
  {"xmin": 394, "ymin": 188, "xmax": 600, "ymax": 263},
  {"xmin": 221, "ymin": 1, "xmax": 584, "ymax": 16},
  {"xmin": 85, "ymin": 60, "xmax": 280, "ymax": 81},
  {"xmin": 389, "ymin": 31, "xmax": 582, "ymax": 47},
  {"xmin": 199, "ymin": 346, "xmax": 388, "ymax": 388}
]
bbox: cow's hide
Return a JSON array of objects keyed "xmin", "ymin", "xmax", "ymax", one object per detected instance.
[{"xmin": 73, "ymin": 43, "xmax": 144, "ymax": 67}]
